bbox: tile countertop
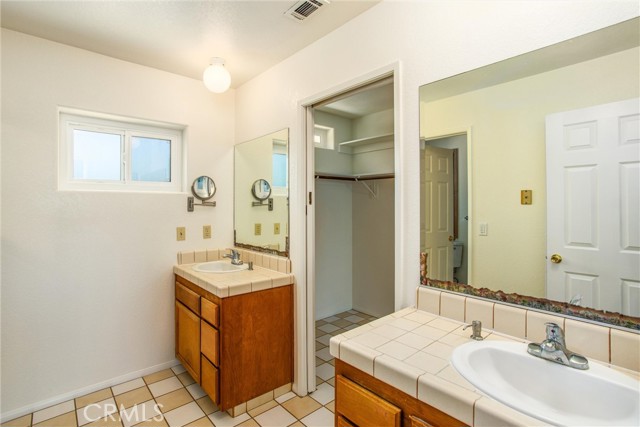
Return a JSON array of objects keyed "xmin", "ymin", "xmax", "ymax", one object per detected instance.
[
  {"xmin": 328, "ymin": 307, "xmax": 640, "ymax": 427},
  {"xmin": 173, "ymin": 262, "xmax": 294, "ymax": 299}
]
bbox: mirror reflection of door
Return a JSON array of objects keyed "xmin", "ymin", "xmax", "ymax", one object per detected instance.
[
  {"xmin": 421, "ymin": 134, "xmax": 469, "ymax": 283},
  {"xmin": 546, "ymin": 98, "xmax": 640, "ymax": 316}
]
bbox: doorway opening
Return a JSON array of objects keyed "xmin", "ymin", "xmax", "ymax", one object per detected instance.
[
  {"xmin": 420, "ymin": 133, "xmax": 470, "ymax": 284},
  {"xmin": 305, "ymin": 75, "xmax": 396, "ymax": 393}
]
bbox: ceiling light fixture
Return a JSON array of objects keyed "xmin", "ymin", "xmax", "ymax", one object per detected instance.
[{"xmin": 203, "ymin": 57, "xmax": 231, "ymax": 93}]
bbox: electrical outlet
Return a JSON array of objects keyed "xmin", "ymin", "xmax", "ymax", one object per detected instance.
[
  {"xmin": 274, "ymin": 223, "xmax": 280, "ymax": 235},
  {"xmin": 176, "ymin": 227, "xmax": 186, "ymax": 241},
  {"xmin": 521, "ymin": 189, "xmax": 533, "ymax": 205},
  {"xmin": 255, "ymin": 223, "xmax": 262, "ymax": 236},
  {"xmin": 203, "ymin": 225, "xmax": 212, "ymax": 239}
]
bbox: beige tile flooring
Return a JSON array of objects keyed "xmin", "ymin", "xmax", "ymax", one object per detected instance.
[{"xmin": 3, "ymin": 310, "xmax": 375, "ymax": 427}]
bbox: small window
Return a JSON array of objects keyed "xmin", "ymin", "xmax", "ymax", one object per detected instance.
[
  {"xmin": 314, "ymin": 124, "xmax": 334, "ymax": 150},
  {"xmin": 272, "ymin": 139, "xmax": 288, "ymax": 196},
  {"xmin": 59, "ymin": 111, "xmax": 184, "ymax": 192}
]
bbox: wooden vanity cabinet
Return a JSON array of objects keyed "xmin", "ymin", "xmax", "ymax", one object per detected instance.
[
  {"xmin": 174, "ymin": 275, "xmax": 293, "ymax": 410},
  {"xmin": 335, "ymin": 359, "xmax": 466, "ymax": 427}
]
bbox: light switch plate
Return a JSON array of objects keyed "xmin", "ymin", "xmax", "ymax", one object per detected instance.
[
  {"xmin": 479, "ymin": 223, "xmax": 488, "ymax": 236},
  {"xmin": 274, "ymin": 223, "xmax": 280, "ymax": 235},
  {"xmin": 255, "ymin": 223, "xmax": 262, "ymax": 236},
  {"xmin": 203, "ymin": 225, "xmax": 212, "ymax": 239},
  {"xmin": 176, "ymin": 227, "xmax": 186, "ymax": 241}
]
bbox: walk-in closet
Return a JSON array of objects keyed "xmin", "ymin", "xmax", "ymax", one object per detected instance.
[{"xmin": 311, "ymin": 77, "xmax": 395, "ymax": 322}]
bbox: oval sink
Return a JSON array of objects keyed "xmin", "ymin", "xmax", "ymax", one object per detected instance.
[
  {"xmin": 451, "ymin": 340, "xmax": 639, "ymax": 426},
  {"xmin": 193, "ymin": 260, "xmax": 248, "ymax": 273}
]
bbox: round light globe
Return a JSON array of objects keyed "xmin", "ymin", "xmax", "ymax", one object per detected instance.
[{"xmin": 203, "ymin": 58, "xmax": 231, "ymax": 93}]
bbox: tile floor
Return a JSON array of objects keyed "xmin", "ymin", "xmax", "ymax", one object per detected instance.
[{"xmin": 3, "ymin": 310, "xmax": 376, "ymax": 427}]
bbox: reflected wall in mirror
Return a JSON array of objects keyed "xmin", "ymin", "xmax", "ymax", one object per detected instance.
[
  {"xmin": 419, "ymin": 18, "xmax": 640, "ymax": 323},
  {"xmin": 234, "ymin": 129, "xmax": 289, "ymax": 256}
]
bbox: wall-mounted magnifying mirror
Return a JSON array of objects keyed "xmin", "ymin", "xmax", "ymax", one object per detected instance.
[
  {"xmin": 251, "ymin": 179, "xmax": 273, "ymax": 211},
  {"xmin": 251, "ymin": 179, "xmax": 271, "ymax": 200},
  {"xmin": 187, "ymin": 175, "xmax": 217, "ymax": 212}
]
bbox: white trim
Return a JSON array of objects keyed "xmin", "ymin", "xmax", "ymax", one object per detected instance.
[
  {"xmin": 297, "ymin": 61, "xmax": 402, "ymax": 394},
  {"xmin": 0, "ymin": 360, "xmax": 180, "ymax": 424}
]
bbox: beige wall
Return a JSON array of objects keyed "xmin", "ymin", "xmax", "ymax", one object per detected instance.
[{"xmin": 421, "ymin": 47, "xmax": 640, "ymax": 296}]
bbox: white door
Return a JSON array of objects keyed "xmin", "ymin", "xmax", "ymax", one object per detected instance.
[
  {"xmin": 546, "ymin": 98, "xmax": 640, "ymax": 316},
  {"xmin": 422, "ymin": 145, "xmax": 454, "ymax": 281}
]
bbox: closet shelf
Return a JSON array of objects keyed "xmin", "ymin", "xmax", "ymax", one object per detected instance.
[
  {"xmin": 338, "ymin": 133, "xmax": 394, "ymax": 148},
  {"xmin": 315, "ymin": 172, "xmax": 395, "ymax": 181}
]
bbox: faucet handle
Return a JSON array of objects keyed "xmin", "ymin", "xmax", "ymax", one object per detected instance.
[{"xmin": 545, "ymin": 322, "xmax": 566, "ymax": 345}]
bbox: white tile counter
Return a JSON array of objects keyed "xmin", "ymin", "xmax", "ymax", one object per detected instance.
[
  {"xmin": 329, "ymin": 307, "xmax": 551, "ymax": 426},
  {"xmin": 173, "ymin": 262, "xmax": 293, "ymax": 299}
]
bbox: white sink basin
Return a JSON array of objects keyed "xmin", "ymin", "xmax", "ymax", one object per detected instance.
[
  {"xmin": 451, "ymin": 340, "xmax": 640, "ymax": 426},
  {"xmin": 192, "ymin": 260, "xmax": 248, "ymax": 273}
]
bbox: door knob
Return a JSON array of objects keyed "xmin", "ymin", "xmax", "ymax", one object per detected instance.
[
  {"xmin": 448, "ymin": 235, "xmax": 454, "ymax": 242},
  {"xmin": 550, "ymin": 254, "xmax": 563, "ymax": 264}
]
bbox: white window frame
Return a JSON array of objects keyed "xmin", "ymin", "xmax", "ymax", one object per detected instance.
[
  {"xmin": 313, "ymin": 124, "xmax": 334, "ymax": 150},
  {"xmin": 59, "ymin": 110, "xmax": 185, "ymax": 193}
]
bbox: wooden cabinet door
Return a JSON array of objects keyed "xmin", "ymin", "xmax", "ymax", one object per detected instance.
[
  {"xmin": 409, "ymin": 415, "xmax": 435, "ymax": 427},
  {"xmin": 337, "ymin": 415, "xmax": 356, "ymax": 427},
  {"xmin": 201, "ymin": 319, "xmax": 219, "ymax": 366},
  {"xmin": 336, "ymin": 375, "xmax": 401, "ymax": 427},
  {"xmin": 176, "ymin": 301, "xmax": 200, "ymax": 382}
]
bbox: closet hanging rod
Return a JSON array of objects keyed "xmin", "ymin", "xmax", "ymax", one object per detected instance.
[{"xmin": 314, "ymin": 172, "xmax": 395, "ymax": 182}]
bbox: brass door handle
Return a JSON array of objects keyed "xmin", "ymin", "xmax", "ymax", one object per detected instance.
[
  {"xmin": 448, "ymin": 235, "xmax": 454, "ymax": 242},
  {"xmin": 550, "ymin": 254, "xmax": 563, "ymax": 264}
]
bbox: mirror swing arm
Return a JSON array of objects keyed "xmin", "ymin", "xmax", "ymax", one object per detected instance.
[{"xmin": 187, "ymin": 196, "xmax": 216, "ymax": 212}]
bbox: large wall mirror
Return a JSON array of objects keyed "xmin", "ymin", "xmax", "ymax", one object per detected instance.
[
  {"xmin": 420, "ymin": 18, "xmax": 639, "ymax": 324},
  {"xmin": 234, "ymin": 129, "xmax": 289, "ymax": 256}
]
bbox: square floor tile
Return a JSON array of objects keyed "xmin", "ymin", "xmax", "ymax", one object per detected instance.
[
  {"xmin": 144, "ymin": 369, "xmax": 175, "ymax": 385},
  {"xmin": 254, "ymin": 406, "xmax": 296, "ymax": 427},
  {"xmin": 115, "ymin": 387, "xmax": 153, "ymax": 410},
  {"xmin": 33, "ymin": 411, "xmax": 77, "ymax": 427},
  {"xmin": 317, "ymin": 324, "xmax": 340, "ymax": 334},
  {"xmin": 275, "ymin": 392, "xmax": 296, "ymax": 404},
  {"xmin": 315, "ymin": 347, "xmax": 333, "ymax": 361},
  {"xmin": 120, "ymin": 400, "xmax": 162, "ymax": 427},
  {"xmin": 309, "ymin": 383, "xmax": 334, "ymax": 406},
  {"xmin": 281, "ymin": 396, "xmax": 321, "ymax": 420},
  {"xmin": 112, "ymin": 379, "xmax": 146, "ymax": 396},
  {"xmin": 177, "ymin": 372, "xmax": 196, "ymax": 387},
  {"xmin": 300, "ymin": 407, "xmax": 334, "ymax": 427},
  {"xmin": 148, "ymin": 377, "xmax": 184, "ymax": 398},
  {"xmin": 77, "ymin": 397, "xmax": 117, "ymax": 426},
  {"xmin": 171, "ymin": 365, "xmax": 187, "ymax": 375},
  {"xmin": 344, "ymin": 315, "xmax": 364, "ymax": 323},
  {"xmin": 163, "ymin": 401, "xmax": 205, "ymax": 427},
  {"xmin": 76, "ymin": 388, "xmax": 113, "ymax": 409},
  {"xmin": 316, "ymin": 363, "xmax": 335, "ymax": 381},
  {"xmin": 316, "ymin": 334, "xmax": 332, "ymax": 347},
  {"xmin": 156, "ymin": 388, "xmax": 194, "ymax": 413},
  {"xmin": 195, "ymin": 396, "xmax": 217, "ymax": 416},
  {"xmin": 321, "ymin": 316, "xmax": 340, "ymax": 323},
  {"xmin": 3, "ymin": 414, "xmax": 31, "ymax": 427},
  {"xmin": 33, "ymin": 401, "xmax": 75, "ymax": 424},
  {"xmin": 208, "ymin": 410, "xmax": 251, "ymax": 427},
  {"xmin": 183, "ymin": 417, "xmax": 212, "ymax": 427},
  {"xmin": 186, "ymin": 383, "xmax": 206, "ymax": 400}
]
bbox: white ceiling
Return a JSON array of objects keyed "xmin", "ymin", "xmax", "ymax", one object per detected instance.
[{"xmin": 1, "ymin": 0, "xmax": 379, "ymax": 89}]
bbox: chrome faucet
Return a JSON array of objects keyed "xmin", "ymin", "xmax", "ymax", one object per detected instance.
[
  {"xmin": 527, "ymin": 322, "xmax": 589, "ymax": 370},
  {"xmin": 463, "ymin": 320, "xmax": 484, "ymax": 340},
  {"xmin": 223, "ymin": 249, "xmax": 243, "ymax": 265}
]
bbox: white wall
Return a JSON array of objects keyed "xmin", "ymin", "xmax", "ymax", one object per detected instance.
[
  {"xmin": 314, "ymin": 180, "xmax": 353, "ymax": 319},
  {"xmin": 352, "ymin": 179, "xmax": 395, "ymax": 318},
  {"xmin": 1, "ymin": 29, "xmax": 235, "ymax": 417},
  {"xmin": 234, "ymin": 0, "xmax": 638, "ymax": 393}
]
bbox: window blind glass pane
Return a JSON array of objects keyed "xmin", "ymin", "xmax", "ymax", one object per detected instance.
[
  {"xmin": 272, "ymin": 153, "xmax": 287, "ymax": 187},
  {"xmin": 131, "ymin": 136, "xmax": 171, "ymax": 182},
  {"xmin": 73, "ymin": 129, "xmax": 122, "ymax": 180}
]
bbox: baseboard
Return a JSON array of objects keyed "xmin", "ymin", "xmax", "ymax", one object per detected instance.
[{"xmin": 0, "ymin": 359, "xmax": 181, "ymax": 424}]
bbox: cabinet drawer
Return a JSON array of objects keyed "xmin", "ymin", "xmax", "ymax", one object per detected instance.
[
  {"xmin": 336, "ymin": 375, "xmax": 401, "ymax": 427},
  {"xmin": 201, "ymin": 319, "xmax": 219, "ymax": 366},
  {"xmin": 176, "ymin": 282, "xmax": 200, "ymax": 315},
  {"xmin": 337, "ymin": 415, "xmax": 356, "ymax": 427},
  {"xmin": 201, "ymin": 355, "xmax": 219, "ymax": 405},
  {"xmin": 409, "ymin": 415, "xmax": 435, "ymax": 427},
  {"xmin": 201, "ymin": 298, "xmax": 219, "ymax": 328}
]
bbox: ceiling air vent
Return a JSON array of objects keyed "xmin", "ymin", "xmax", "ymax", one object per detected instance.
[{"xmin": 284, "ymin": 0, "xmax": 329, "ymax": 22}]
